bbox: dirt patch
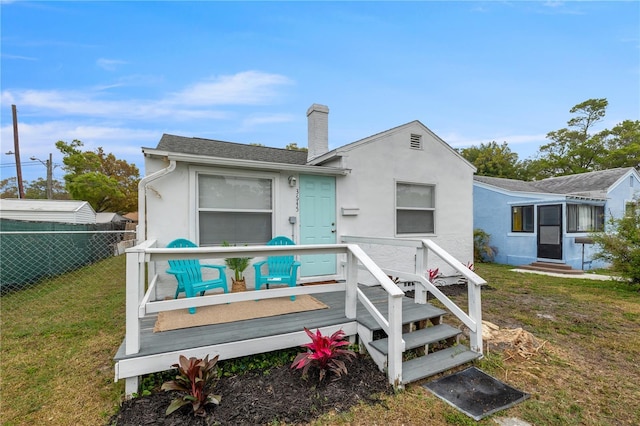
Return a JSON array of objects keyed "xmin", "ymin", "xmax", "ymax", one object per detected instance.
[{"xmin": 109, "ymin": 355, "xmax": 391, "ymax": 425}]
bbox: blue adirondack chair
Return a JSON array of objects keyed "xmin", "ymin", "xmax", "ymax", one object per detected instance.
[
  {"xmin": 166, "ymin": 238, "xmax": 228, "ymax": 314},
  {"xmin": 253, "ymin": 236, "xmax": 300, "ymax": 301}
]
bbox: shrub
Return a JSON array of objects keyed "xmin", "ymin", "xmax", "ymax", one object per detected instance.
[
  {"xmin": 291, "ymin": 328, "xmax": 356, "ymax": 382},
  {"xmin": 473, "ymin": 228, "xmax": 497, "ymax": 263},
  {"xmin": 161, "ymin": 354, "xmax": 221, "ymax": 417},
  {"xmin": 591, "ymin": 200, "xmax": 640, "ymax": 285}
]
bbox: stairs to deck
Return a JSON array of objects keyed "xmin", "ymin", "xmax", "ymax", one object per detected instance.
[
  {"xmin": 519, "ymin": 261, "xmax": 584, "ymax": 275},
  {"xmin": 359, "ymin": 300, "xmax": 481, "ymax": 384}
]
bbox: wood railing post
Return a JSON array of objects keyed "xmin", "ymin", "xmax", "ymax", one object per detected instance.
[
  {"xmin": 468, "ymin": 282, "xmax": 483, "ymax": 354},
  {"xmin": 414, "ymin": 246, "xmax": 427, "ymax": 304},
  {"xmin": 125, "ymin": 250, "xmax": 142, "ymax": 355},
  {"xmin": 345, "ymin": 250, "xmax": 358, "ymax": 319},
  {"xmin": 388, "ymin": 293, "xmax": 403, "ymax": 388}
]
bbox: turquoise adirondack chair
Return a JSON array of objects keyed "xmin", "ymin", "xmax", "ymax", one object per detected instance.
[
  {"xmin": 166, "ymin": 238, "xmax": 228, "ymax": 314},
  {"xmin": 253, "ymin": 236, "xmax": 300, "ymax": 301}
]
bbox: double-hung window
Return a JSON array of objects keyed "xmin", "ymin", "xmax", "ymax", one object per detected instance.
[
  {"xmin": 511, "ymin": 205, "xmax": 534, "ymax": 232},
  {"xmin": 396, "ymin": 182, "xmax": 435, "ymax": 234},
  {"xmin": 198, "ymin": 174, "xmax": 273, "ymax": 245},
  {"xmin": 566, "ymin": 204, "xmax": 604, "ymax": 233}
]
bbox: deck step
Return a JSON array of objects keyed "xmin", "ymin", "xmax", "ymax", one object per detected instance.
[
  {"xmin": 357, "ymin": 302, "xmax": 447, "ymax": 331},
  {"xmin": 401, "ymin": 345, "xmax": 481, "ymax": 384},
  {"xmin": 369, "ymin": 324, "xmax": 461, "ymax": 355}
]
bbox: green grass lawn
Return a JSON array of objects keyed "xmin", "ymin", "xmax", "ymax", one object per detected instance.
[{"xmin": 1, "ymin": 260, "xmax": 638, "ymax": 425}]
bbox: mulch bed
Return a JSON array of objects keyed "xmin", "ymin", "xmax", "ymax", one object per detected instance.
[
  {"xmin": 110, "ymin": 283, "xmax": 486, "ymax": 425},
  {"xmin": 109, "ymin": 355, "xmax": 392, "ymax": 425}
]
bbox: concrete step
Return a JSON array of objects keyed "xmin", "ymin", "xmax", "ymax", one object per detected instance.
[
  {"xmin": 370, "ymin": 323, "xmax": 461, "ymax": 355},
  {"xmin": 530, "ymin": 262, "xmax": 574, "ymax": 270},
  {"xmin": 520, "ymin": 263, "xmax": 584, "ymax": 275},
  {"xmin": 402, "ymin": 345, "xmax": 481, "ymax": 384}
]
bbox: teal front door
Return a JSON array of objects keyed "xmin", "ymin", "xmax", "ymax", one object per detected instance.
[{"xmin": 299, "ymin": 175, "xmax": 336, "ymax": 277}]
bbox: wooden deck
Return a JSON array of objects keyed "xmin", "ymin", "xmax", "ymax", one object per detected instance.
[{"xmin": 114, "ymin": 285, "xmax": 445, "ymax": 363}]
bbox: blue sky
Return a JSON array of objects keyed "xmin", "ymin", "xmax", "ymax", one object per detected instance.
[{"xmin": 1, "ymin": 1, "xmax": 639, "ymax": 183}]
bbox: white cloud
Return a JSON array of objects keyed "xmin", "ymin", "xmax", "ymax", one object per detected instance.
[
  {"xmin": 1, "ymin": 54, "xmax": 37, "ymax": 61},
  {"xmin": 1, "ymin": 71, "xmax": 294, "ymax": 121},
  {"xmin": 96, "ymin": 58, "xmax": 127, "ymax": 71},
  {"xmin": 0, "ymin": 121, "xmax": 158, "ymax": 171},
  {"xmin": 172, "ymin": 71, "xmax": 294, "ymax": 106}
]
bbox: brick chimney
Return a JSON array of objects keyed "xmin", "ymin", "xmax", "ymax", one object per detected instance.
[{"xmin": 307, "ymin": 104, "xmax": 329, "ymax": 159}]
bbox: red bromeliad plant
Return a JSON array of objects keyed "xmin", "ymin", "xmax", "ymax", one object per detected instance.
[
  {"xmin": 427, "ymin": 268, "xmax": 440, "ymax": 282},
  {"xmin": 291, "ymin": 328, "xmax": 356, "ymax": 382},
  {"xmin": 161, "ymin": 354, "xmax": 221, "ymax": 417}
]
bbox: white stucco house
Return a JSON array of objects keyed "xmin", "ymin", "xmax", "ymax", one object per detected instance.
[
  {"xmin": 115, "ymin": 104, "xmax": 488, "ymax": 394},
  {"xmin": 139, "ymin": 104, "xmax": 476, "ymax": 286}
]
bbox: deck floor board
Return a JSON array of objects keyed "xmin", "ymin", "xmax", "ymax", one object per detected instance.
[{"xmin": 115, "ymin": 286, "xmax": 444, "ymax": 361}]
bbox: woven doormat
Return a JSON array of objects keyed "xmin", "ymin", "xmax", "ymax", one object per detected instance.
[
  {"xmin": 423, "ymin": 367, "xmax": 529, "ymax": 420},
  {"xmin": 154, "ymin": 294, "xmax": 328, "ymax": 332}
]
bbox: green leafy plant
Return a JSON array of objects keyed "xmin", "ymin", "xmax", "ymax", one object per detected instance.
[
  {"xmin": 291, "ymin": 328, "xmax": 356, "ymax": 382},
  {"xmin": 473, "ymin": 228, "xmax": 497, "ymax": 263},
  {"xmin": 591, "ymin": 200, "xmax": 640, "ymax": 285},
  {"xmin": 222, "ymin": 241, "xmax": 252, "ymax": 281},
  {"xmin": 161, "ymin": 354, "xmax": 221, "ymax": 417}
]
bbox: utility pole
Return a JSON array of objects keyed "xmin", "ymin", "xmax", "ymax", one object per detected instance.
[
  {"xmin": 46, "ymin": 152, "xmax": 53, "ymax": 199},
  {"xmin": 11, "ymin": 105, "xmax": 25, "ymax": 199},
  {"xmin": 30, "ymin": 153, "xmax": 54, "ymax": 199}
]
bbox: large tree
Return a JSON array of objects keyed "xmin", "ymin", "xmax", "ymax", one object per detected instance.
[
  {"xmin": 0, "ymin": 177, "xmax": 18, "ymax": 199},
  {"xmin": 459, "ymin": 141, "xmax": 525, "ymax": 179},
  {"xmin": 527, "ymin": 99, "xmax": 640, "ymax": 179},
  {"xmin": 56, "ymin": 139, "xmax": 140, "ymax": 213},
  {"xmin": 24, "ymin": 178, "xmax": 69, "ymax": 200},
  {"xmin": 0, "ymin": 177, "xmax": 69, "ymax": 199}
]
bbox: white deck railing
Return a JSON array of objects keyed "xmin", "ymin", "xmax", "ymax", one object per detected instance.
[
  {"xmin": 124, "ymin": 241, "xmax": 405, "ymax": 386},
  {"xmin": 341, "ymin": 236, "xmax": 486, "ymax": 355}
]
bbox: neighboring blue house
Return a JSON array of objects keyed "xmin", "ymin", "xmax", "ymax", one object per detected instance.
[{"xmin": 473, "ymin": 167, "xmax": 640, "ymax": 270}]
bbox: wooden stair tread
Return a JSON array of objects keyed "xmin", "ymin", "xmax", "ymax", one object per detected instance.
[
  {"xmin": 370, "ymin": 324, "xmax": 461, "ymax": 355},
  {"xmin": 401, "ymin": 345, "xmax": 481, "ymax": 384},
  {"xmin": 357, "ymin": 302, "xmax": 447, "ymax": 331}
]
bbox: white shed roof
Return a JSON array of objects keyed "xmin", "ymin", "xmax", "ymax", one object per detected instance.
[{"xmin": 0, "ymin": 199, "xmax": 97, "ymax": 224}]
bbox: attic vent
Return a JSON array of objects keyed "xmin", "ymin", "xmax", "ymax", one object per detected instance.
[{"xmin": 410, "ymin": 134, "xmax": 422, "ymax": 150}]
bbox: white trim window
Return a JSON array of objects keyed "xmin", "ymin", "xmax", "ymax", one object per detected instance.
[
  {"xmin": 396, "ymin": 182, "xmax": 435, "ymax": 234},
  {"xmin": 198, "ymin": 174, "xmax": 273, "ymax": 245},
  {"xmin": 566, "ymin": 204, "xmax": 604, "ymax": 233}
]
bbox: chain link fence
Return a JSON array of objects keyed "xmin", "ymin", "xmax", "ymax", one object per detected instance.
[{"xmin": 0, "ymin": 219, "xmax": 136, "ymax": 313}]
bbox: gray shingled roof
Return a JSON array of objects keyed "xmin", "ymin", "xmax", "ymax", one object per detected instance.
[
  {"xmin": 474, "ymin": 168, "xmax": 634, "ymax": 197},
  {"xmin": 152, "ymin": 134, "xmax": 308, "ymax": 165},
  {"xmin": 473, "ymin": 176, "xmax": 544, "ymax": 193}
]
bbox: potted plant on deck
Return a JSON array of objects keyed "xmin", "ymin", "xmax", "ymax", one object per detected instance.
[{"xmin": 222, "ymin": 241, "xmax": 252, "ymax": 292}]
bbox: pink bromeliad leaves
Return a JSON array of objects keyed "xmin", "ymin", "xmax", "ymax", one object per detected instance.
[
  {"xmin": 427, "ymin": 268, "xmax": 440, "ymax": 282},
  {"xmin": 291, "ymin": 327, "xmax": 356, "ymax": 382}
]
